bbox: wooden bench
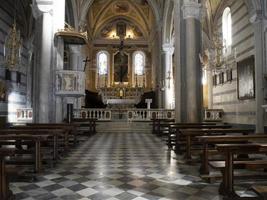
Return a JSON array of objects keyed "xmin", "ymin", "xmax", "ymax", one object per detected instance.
[
  {"xmin": 0, "ymin": 134, "xmax": 49, "ymax": 173},
  {"xmin": 168, "ymin": 124, "xmax": 232, "ymax": 152},
  {"xmin": 26, "ymin": 123, "xmax": 78, "ymax": 146},
  {"xmin": 180, "ymin": 128, "xmax": 255, "ymax": 160},
  {"xmin": 150, "ymin": 119, "xmax": 175, "ymax": 135},
  {"xmin": 212, "ymin": 143, "xmax": 267, "ymax": 198},
  {"xmin": 71, "ymin": 118, "xmax": 97, "ymax": 135},
  {"xmin": 7, "ymin": 128, "xmax": 66, "ymax": 161},
  {"xmin": 251, "ymin": 186, "xmax": 267, "ymax": 200},
  {"xmin": 197, "ymin": 134, "xmax": 267, "ymax": 175},
  {"xmin": 0, "ymin": 148, "xmax": 16, "ymax": 200}
]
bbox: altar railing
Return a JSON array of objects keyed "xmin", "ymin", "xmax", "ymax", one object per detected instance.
[
  {"xmin": 73, "ymin": 108, "xmax": 175, "ymax": 121},
  {"xmin": 127, "ymin": 109, "xmax": 175, "ymax": 121},
  {"xmin": 204, "ymin": 109, "xmax": 223, "ymax": 122},
  {"xmin": 73, "ymin": 109, "xmax": 112, "ymax": 121},
  {"xmin": 16, "ymin": 108, "xmax": 33, "ymax": 122}
]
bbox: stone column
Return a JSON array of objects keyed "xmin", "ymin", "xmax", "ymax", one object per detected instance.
[
  {"xmin": 32, "ymin": 0, "xmax": 65, "ymax": 123},
  {"xmin": 250, "ymin": 14, "xmax": 265, "ymax": 133},
  {"xmin": 162, "ymin": 43, "xmax": 175, "ymax": 109},
  {"xmin": 32, "ymin": 0, "xmax": 54, "ymax": 123},
  {"xmin": 173, "ymin": 0, "xmax": 182, "ymax": 122},
  {"xmin": 182, "ymin": 0, "xmax": 202, "ymax": 122}
]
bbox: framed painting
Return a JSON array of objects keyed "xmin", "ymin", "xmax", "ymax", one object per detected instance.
[{"xmin": 237, "ymin": 56, "xmax": 255, "ymax": 100}]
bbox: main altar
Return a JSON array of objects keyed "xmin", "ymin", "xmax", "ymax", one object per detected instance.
[{"xmin": 99, "ymin": 83, "xmax": 144, "ymax": 108}]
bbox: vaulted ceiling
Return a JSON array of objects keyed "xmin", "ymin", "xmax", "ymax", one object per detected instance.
[{"xmin": 86, "ymin": 0, "xmax": 156, "ymax": 41}]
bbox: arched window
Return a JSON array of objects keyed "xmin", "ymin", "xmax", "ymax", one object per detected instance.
[
  {"xmin": 222, "ymin": 7, "xmax": 232, "ymax": 54},
  {"xmin": 97, "ymin": 51, "xmax": 108, "ymax": 75},
  {"xmin": 133, "ymin": 51, "xmax": 145, "ymax": 75}
]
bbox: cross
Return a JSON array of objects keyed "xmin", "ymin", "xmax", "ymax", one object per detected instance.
[{"xmin": 83, "ymin": 56, "xmax": 91, "ymax": 72}]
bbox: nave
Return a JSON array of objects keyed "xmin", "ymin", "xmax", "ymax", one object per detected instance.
[{"xmin": 10, "ymin": 132, "xmax": 222, "ymax": 200}]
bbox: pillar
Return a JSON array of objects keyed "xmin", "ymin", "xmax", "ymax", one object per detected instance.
[
  {"xmin": 182, "ymin": 0, "xmax": 202, "ymax": 122},
  {"xmin": 32, "ymin": 0, "xmax": 54, "ymax": 123},
  {"xmin": 162, "ymin": 43, "xmax": 175, "ymax": 109},
  {"xmin": 173, "ymin": 0, "xmax": 182, "ymax": 122},
  {"xmin": 250, "ymin": 14, "xmax": 265, "ymax": 133},
  {"xmin": 32, "ymin": 0, "xmax": 65, "ymax": 123}
]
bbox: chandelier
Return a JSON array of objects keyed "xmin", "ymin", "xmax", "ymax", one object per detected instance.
[
  {"xmin": 4, "ymin": 21, "xmax": 22, "ymax": 71},
  {"xmin": 200, "ymin": 31, "xmax": 228, "ymax": 72}
]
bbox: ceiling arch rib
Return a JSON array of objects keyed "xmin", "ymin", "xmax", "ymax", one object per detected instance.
[
  {"xmin": 93, "ymin": 16, "xmax": 148, "ymax": 40},
  {"xmin": 88, "ymin": 0, "xmax": 153, "ymax": 41},
  {"xmin": 76, "ymin": 0, "xmax": 160, "ymax": 28}
]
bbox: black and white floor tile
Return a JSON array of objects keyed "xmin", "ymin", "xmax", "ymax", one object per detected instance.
[{"xmin": 10, "ymin": 132, "xmax": 261, "ymax": 200}]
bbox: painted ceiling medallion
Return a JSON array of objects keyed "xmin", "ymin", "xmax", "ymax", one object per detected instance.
[{"xmin": 113, "ymin": 2, "xmax": 130, "ymax": 14}]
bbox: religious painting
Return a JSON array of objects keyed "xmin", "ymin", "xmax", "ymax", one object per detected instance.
[
  {"xmin": 116, "ymin": 22, "xmax": 126, "ymax": 38},
  {"xmin": 237, "ymin": 56, "xmax": 255, "ymax": 100},
  {"xmin": 114, "ymin": 52, "xmax": 128, "ymax": 83},
  {"xmin": 113, "ymin": 2, "xmax": 130, "ymax": 14}
]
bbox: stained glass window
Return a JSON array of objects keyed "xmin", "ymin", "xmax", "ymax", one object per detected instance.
[
  {"xmin": 134, "ymin": 51, "xmax": 145, "ymax": 75},
  {"xmin": 98, "ymin": 52, "xmax": 108, "ymax": 75},
  {"xmin": 222, "ymin": 7, "xmax": 232, "ymax": 54}
]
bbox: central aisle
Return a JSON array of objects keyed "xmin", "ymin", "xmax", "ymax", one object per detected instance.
[{"xmin": 11, "ymin": 132, "xmax": 221, "ymax": 200}]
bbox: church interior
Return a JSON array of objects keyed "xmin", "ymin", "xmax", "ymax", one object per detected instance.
[{"xmin": 1, "ymin": 0, "xmax": 267, "ymax": 199}]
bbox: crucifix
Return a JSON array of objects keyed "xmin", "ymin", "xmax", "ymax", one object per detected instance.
[{"xmin": 83, "ymin": 56, "xmax": 91, "ymax": 72}]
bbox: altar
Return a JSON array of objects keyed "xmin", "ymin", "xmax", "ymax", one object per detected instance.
[{"xmin": 99, "ymin": 84, "xmax": 144, "ymax": 108}]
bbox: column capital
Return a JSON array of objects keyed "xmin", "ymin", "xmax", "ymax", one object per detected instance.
[
  {"xmin": 32, "ymin": 0, "xmax": 53, "ymax": 19},
  {"xmin": 249, "ymin": 10, "xmax": 263, "ymax": 24},
  {"xmin": 182, "ymin": 0, "xmax": 202, "ymax": 20},
  {"xmin": 162, "ymin": 43, "xmax": 175, "ymax": 55}
]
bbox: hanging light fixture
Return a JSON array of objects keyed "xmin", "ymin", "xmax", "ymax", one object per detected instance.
[{"xmin": 4, "ymin": 0, "xmax": 22, "ymax": 71}]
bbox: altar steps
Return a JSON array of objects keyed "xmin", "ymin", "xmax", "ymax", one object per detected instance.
[{"xmin": 97, "ymin": 121, "xmax": 151, "ymax": 133}]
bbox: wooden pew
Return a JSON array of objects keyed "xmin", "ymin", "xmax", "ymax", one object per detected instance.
[
  {"xmin": 197, "ymin": 134, "xmax": 267, "ymax": 175},
  {"xmin": 71, "ymin": 118, "xmax": 97, "ymax": 136},
  {"xmin": 251, "ymin": 186, "xmax": 267, "ymax": 200},
  {"xmin": 212, "ymin": 143, "xmax": 267, "ymax": 198},
  {"xmin": 150, "ymin": 119, "xmax": 175, "ymax": 135},
  {"xmin": 0, "ymin": 134, "xmax": 49, "ymax": 173},
  {"xmin": 180, "ymin": 128, "xmax": 254, "ymax": 160},
  {"xmin": 169, "ymin": 124, "xmax": 232, "ymax": 153},
  {"xmin": 0, "ymin": 148, "xmax": 15, "ymax": 200},
  {"xmin": 162, "ymin": 123, "xmax": 219, "ymax": 144},
  {"xmin": 26, "ymin": 123, "xmax": 78, "ymax": 146},
  {"xmin": 6, "ymin": 128, "xmax": 66, "ymax": 161}
]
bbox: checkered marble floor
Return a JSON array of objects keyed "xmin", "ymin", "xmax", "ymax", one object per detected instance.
[{"xmin": 10, "ymin": 132, "xmax": 257, "ymax": 200}]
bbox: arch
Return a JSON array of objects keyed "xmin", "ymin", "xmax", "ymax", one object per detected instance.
[
  {"xmin": 78, "ymin": 0, "xmax": 161, "ymax": 28},
  {"xmin": 243, "ymin": 0, "xmax": 263, "ymax": 20},
  {"xmin": 93, "ymin": 16, "xmax": 149, "ymax": 39}
]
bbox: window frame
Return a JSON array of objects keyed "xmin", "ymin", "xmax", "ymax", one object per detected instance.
[
  {"xmin": 222, "ymin": 7, "xmax": 232, "ymax": 55},
  {"xmin": 133, "ymin": 51, "xmax": 146, "ymax": 76},
  {"xmin": 97, "ymin": 51, "xmax": 109, "ymax": 75}
]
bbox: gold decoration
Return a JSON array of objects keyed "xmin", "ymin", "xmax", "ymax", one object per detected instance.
[
  {"xmin": 55, "ymin": 22, "xmax": 88, "ymax": 45},
  {"xmin": 4, "ymin": 21, "xmax": 22, "ymax": 71}
]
